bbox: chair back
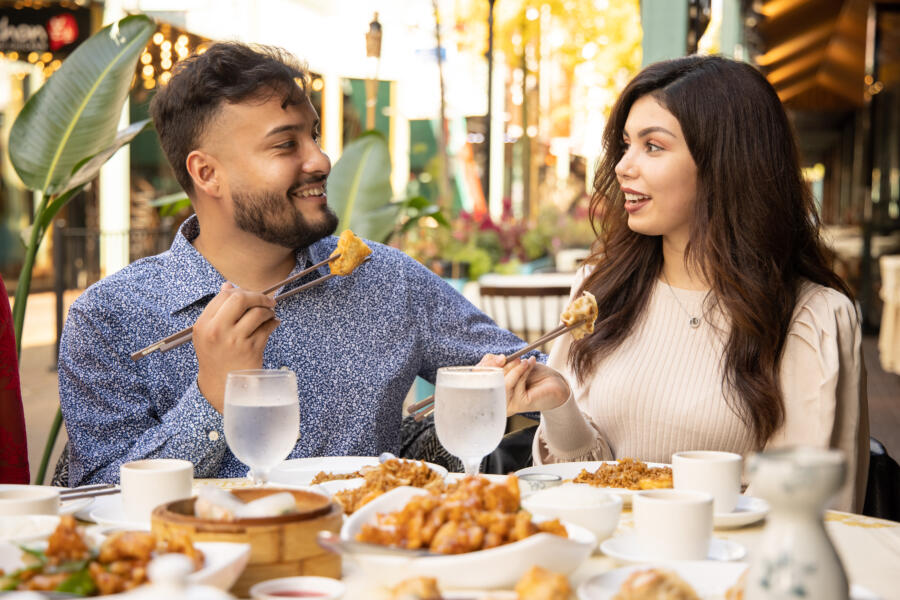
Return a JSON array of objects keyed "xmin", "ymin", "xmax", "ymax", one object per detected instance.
[{"xmin": 478, "ymin": 284, "xmax": 572, "ymax": 353}]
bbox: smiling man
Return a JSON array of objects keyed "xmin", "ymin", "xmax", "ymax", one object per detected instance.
[{"xmin": 57, "ymin": 43, "xmax": 530, "ymax": 485}]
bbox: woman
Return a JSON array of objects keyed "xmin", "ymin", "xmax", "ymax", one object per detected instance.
[
  {"xmin": 1, "ymin": 273, "xmax": 29, "ymax": 483},
  {"xmin": 497, "ymin": 55, "xmax": 867, "ymax": 512}
]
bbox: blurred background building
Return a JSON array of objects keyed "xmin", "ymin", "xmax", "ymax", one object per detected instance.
[{"xmin": 0, "ymin": 0, "xmax": 898, "ymax": 332}]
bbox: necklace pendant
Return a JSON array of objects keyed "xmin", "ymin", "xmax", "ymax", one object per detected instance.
[{"xmin": 689, "ymin": 317, "xmax": 701, "ymax": 328}]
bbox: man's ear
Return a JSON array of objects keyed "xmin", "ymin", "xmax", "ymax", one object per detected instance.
[{"xmin": 186, "ymin": 150, "xmax": 223, "ymax": 198}]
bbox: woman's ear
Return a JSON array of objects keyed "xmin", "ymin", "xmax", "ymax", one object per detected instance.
[{"xmin": 186, "ymin": 150, "xmax": 222, "ymax": 198}]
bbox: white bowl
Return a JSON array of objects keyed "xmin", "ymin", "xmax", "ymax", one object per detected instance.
[
  {"xmin": 523, "ymin": 483, "xmax": 622, "ymax": 542},
  {"xmin": 250, "ymin": 576, "xmax": 345, "ymax": 599},
  {"xmin": 0, "ymin": 486, "xmax": 59, "ymax": 516},
  {"xmin": 341, "ymin": 486, "xmax": 596, "ymax": 589}
]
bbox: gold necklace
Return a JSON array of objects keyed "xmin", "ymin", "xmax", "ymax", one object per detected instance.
[{"xmin": 661, "ymin": 272, "xmax": 710, "ymax": 329}]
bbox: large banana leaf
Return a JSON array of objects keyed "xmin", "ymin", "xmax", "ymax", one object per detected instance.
[
  {"xmin": 9, "ymin": 15, "xmax": 154, "ymax": 195},
  {"xmin": 326, "ymin": 131, "xmax": 399, "ymax": 243}
]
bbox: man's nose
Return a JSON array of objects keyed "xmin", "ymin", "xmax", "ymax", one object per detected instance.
[{"xmin": 302, "ymin": 143, "xmax": 331, "ymax": 176}]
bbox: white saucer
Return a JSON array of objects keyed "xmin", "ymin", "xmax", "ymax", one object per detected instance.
[
  {"xmin": 88, "ymin": 493, "xmax": 150, "ymax": 529},
  {"xmin": 599, "ymin": 533, "xmax": 746, "ymax": 563},
  {"xmin": 714, "ymin": 495, "xmax": 769, "ymax": 529}
]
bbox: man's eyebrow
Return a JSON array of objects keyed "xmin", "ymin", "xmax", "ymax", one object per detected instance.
[
  {"xmin": 623, "ymin": 126, "xmax": 677, "ymax": 138},
  {"xmin": 264, "ymin": 124, "xmax": 301, "ymax": 137}
]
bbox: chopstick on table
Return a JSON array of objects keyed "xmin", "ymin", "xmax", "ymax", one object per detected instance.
[
  {"xmin": 409, "ymin": 319, "xmax": 584, "ymax": 422},
  {"xmin": 130, "ymin": 254, "xmax": 342, "ymax": 361},
  {"xmin": 59, "ymin": 484, "xmax": 121, "ymax": 501}
]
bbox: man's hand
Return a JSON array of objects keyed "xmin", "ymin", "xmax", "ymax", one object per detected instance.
[
  {"xmin": 478, "ymin": 354, "xmax": 570, "ymax": 417},
  {"xmin": 194, "ymin": 283, "xmax": 280, "ymax": 412}
]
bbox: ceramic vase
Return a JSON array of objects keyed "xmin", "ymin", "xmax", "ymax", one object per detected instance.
[{"xmin": 745, "ymin": 447, "xmax": 849, "ymax": 600}]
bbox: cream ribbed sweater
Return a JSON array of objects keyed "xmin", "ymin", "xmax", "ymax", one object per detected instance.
[{"xmin": 533, "ymin": 268, "xmax": 868, "ymax": 513}]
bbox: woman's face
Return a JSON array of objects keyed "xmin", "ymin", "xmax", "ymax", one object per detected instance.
[{"xmin": 615, "ymin": 95, "xmax": 698, "ymax": 249}]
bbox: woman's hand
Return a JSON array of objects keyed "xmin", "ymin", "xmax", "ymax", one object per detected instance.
[{"xmin": 478, "ymin": 354, "xmax": 571, "ymax": 417}]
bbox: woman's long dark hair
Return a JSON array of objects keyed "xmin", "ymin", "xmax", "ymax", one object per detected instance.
[{"xmin": 573, "ymin": 55, "xmax": 851, "ymax": 447}]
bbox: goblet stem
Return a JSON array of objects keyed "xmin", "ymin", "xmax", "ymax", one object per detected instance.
[
  {"xmin": 249, "ymin": 467, "xmax": 269, "ymax": 486},
  {"xmin": 463, "ymin": 457, "xmax": 482, "ymax": 477}
]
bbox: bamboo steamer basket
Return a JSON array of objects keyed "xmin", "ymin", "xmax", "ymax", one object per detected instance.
[{"xmin": 151, "ymin": 488, "xmax": 342, "ymax": 597}]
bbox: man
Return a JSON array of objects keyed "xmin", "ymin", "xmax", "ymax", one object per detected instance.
[{"xmin": 58, "ymin": 42, "xmax": 532, "ymax": 485}]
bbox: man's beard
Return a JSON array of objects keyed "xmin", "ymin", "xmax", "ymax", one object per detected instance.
[{"xmin": 232, "ymin": 188, "xmax": 339, "ymax": 249}]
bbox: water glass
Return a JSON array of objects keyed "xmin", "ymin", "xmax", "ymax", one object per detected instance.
[
  {"xmin": 434, "ymin": 366, "xmax": 506, "ymax": 476},
  {"xmin": 224, "ymin": 369, "xmax": 300, "ymax": 485}
]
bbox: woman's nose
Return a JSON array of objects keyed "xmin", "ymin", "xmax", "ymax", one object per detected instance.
[{"xmin": 615, "ymin": 151, "xmax": 636, "ymax": 179}]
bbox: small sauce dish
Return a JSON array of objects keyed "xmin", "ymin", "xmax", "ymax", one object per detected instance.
[
  {"xmin": 0, "ymin": 487, "xmax": 60, "ymax": 516},
  {"xmin": 249, "ymin": 576, "xmax": 345, "ymax": 599}
]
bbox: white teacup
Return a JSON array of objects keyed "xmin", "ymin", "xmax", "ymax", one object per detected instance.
[
  {"xmin": 121, "ymin": 459, "xmax": 194, "ymax": 523},
  {"xmin": 672, "ymin": 450, "xmax": 743, "ymax": 513},
  {"xmin": 632, "ymin": 489, "xmax": 713, "ymax": 561},
  {"xmin": 0, "ymin": 487, "xmax": 59, "ymax": 516}
]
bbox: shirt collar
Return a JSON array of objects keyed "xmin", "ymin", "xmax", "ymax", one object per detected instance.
[{"xmin": 163, "ymin": 215, "xmax": 318, "ymax": 315}]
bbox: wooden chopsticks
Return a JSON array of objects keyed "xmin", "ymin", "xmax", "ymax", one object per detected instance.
[
  {"xmin": 130, "ymin": 254, "xmax": 342, "ymax": 361},
  {"xmin": 408, "ymin": 320, "xmax": 583, "ymax": 422}
]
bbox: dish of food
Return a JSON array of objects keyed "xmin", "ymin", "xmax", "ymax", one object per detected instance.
[
  {"xmin": 0, "ymin": 515, "xmax": 250, "ymax": 595},
  {"xmin": 340, "ymin": 483, "xmax": 596, "ymax": 589},
  {"xmin": 330, "ymin": 229, "xmax": 372, "ymax": 276},
  {"xmin": 577, "ymin": 563, "xmax": 881, "ymax": 600},
  {"xmin": 314, "ymin": 458, "xmax": 445, "ymax": 515},
  {"xmin": 269, "ymin": 456, "xmax": 448, "ymax": 488},
  {"xmin": 516, "ymin": 460, "xmax": 672, "ymax": 505},
  {"xmin": 356, "ymin": 475, "xmax": 567, "ymax": 554},
  {"xmin": 387, "ymin": 566, "xmax": 570, "ymax": 600}
]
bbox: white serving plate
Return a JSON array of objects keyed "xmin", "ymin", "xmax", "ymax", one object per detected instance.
[
  {"xmin": 578, "ymin": 562, "xmax": 881, "ymax": 600},
  {"xmin": 340, "ymin": 486, "xmax": 596, "ymax": 589},
  {"xmin": 268, "ymin": 456, "xmax": 448, "ymax": 487},
  {"xmin": 0, "ymin": 538, "xmax": 250, "ymax": 593},
  {"xmin": 516, "ymin": 461, "xmax": 671, "ymax": 506}
]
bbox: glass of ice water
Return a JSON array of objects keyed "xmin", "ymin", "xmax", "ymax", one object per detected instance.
[
  {"xmin": 224, "ymin": 369, "xmax": 300, "ymax": 485},
  {"xmin": 434, "ymin": 366, "xmax": 506, "ymax": 476}
]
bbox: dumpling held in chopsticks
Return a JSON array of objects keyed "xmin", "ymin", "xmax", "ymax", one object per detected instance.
[
  {"xmin": 560, "ymin": 291, "xmax": 598, "ymax": 340},
  {"xmin": 330, "ymin": 229, "xmax": 373, "ymax": 276}
]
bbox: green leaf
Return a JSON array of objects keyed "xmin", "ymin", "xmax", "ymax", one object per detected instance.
[
  {"xmin": 326, "ymin": 131, "xmax": 395, "ymax": 242},
  {"xmin": 9, "ymin": 15, "xmax": 155, "ymax": 195},
  {"xmin": 56, "ymin": 119, "xmax": 153, "ymax": 195},
  {"xmin": 56, "ymin": 568, "xmax": 97, "ymax": 595},
  {"xmin": 149, "ymin": 191, "xmax": 191, "ymax": 217}
]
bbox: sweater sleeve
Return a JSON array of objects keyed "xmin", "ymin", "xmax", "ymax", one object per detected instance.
[
  {"xmin": 532, "ymin": 267, "xmax": 613, "ymax": 464},
  {"xmin": 763, "ymin": 284, "xmax": 868, "ymax": 513}
]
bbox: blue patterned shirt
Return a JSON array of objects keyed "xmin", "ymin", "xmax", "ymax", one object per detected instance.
[{"xmin": 58, "ymin": 216, "xmax": 530, "ymax": 485}]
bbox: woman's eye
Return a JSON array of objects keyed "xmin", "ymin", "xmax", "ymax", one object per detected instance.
[
  {"xmin": 275, "ymin": 140, "xmax": 296, "ymax": 149},
  {"xmin": 646, "ymin": 142, "xmax": 662, "ymax": 152}
]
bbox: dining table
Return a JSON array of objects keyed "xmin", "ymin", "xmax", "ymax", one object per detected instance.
[{"xmin": 198, "ymin": 478, "xmax": 900, "ymax": 600}]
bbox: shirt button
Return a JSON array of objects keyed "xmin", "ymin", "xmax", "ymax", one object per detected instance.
[{"xmin": 208, "ymin": 431, "xmax": 220, "ymax": 442}]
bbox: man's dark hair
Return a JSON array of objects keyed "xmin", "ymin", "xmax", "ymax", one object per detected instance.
[{"xmin": 150, "ymin": 42, "xmax": 310, "ymax": 195}]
